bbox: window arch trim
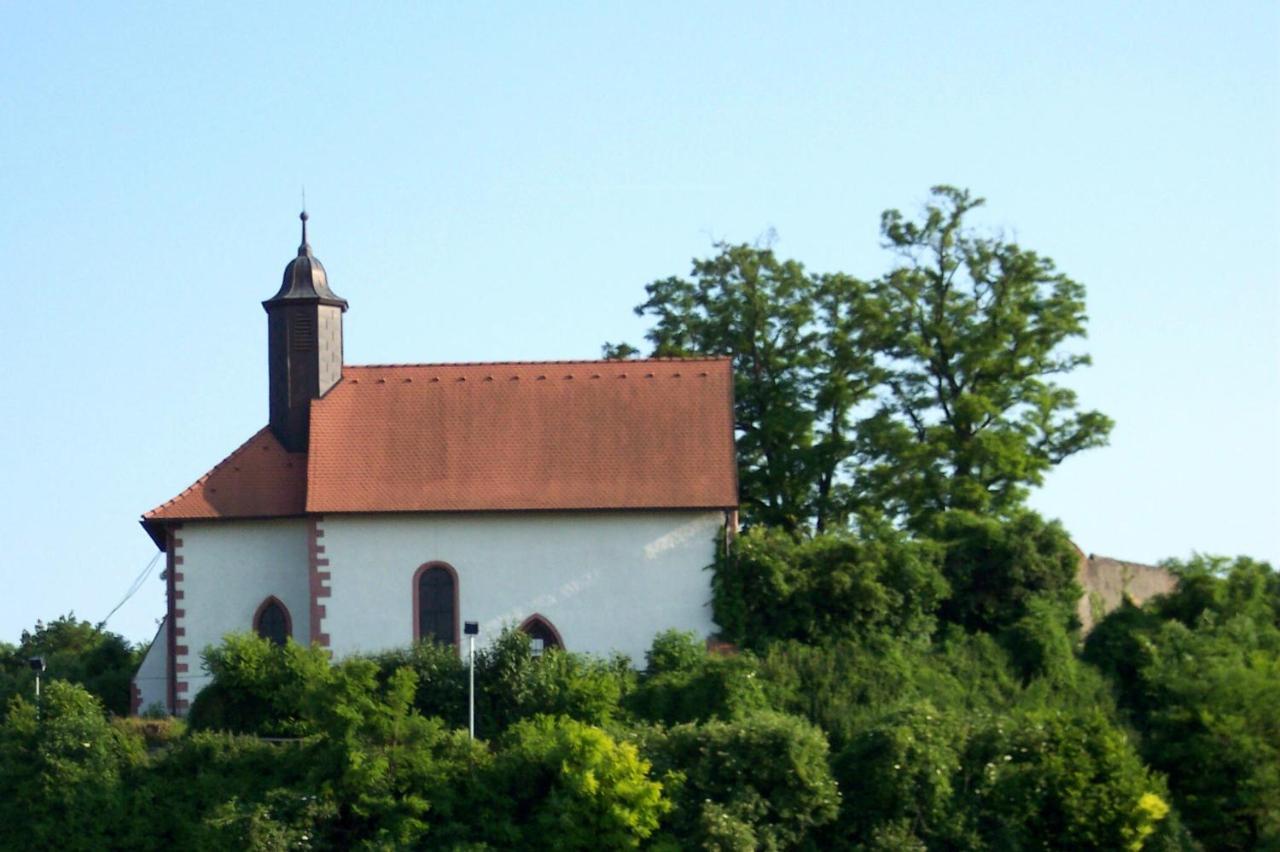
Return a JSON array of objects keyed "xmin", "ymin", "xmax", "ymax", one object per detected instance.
[
  {"xmin": 518, "ymin": 613, "xmax": 564, "ymax": 652},
  {"xmin": 253, "ymin": 595, "xmax": 293, "ymax": 645},
  {"xmin": 413, "ymin": 561, "xmax": 460, "ymax": 649}
]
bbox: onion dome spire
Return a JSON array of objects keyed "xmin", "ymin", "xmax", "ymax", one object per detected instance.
[{"xmin": 265, "ymin": 211, "xmax": 348, "ymax": 309}]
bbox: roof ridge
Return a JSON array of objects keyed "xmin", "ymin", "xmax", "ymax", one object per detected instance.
[
  {"xmin": 142, "ymin": 426, "xmax": 284, "ymax": 518},
  {"xmin": 344, "ymin": 357, "xmax": 731, "ymax": 369}
]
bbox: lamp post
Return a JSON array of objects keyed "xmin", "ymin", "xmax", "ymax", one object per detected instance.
[
  {"xmin": 464, "ymin": 621, "xmax": 479, "ymax": 739},
  {"xmin": 28, "ymin": 657, "xmax": 45, "ymax": 716}
]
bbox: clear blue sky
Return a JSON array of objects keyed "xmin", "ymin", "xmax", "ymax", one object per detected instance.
[{"xmin": 1, "ymin": 3, "xmax": 1276, "ymax": 644}]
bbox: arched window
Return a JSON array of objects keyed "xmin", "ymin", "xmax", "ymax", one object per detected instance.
[
  {"xmin": 415, "ymin": 563, "xmax": 458, "ymax": 647},
  {"xmin": 253, "ymin": 597, "xmax": 292, "ymax": 646},
  {"xmin": 519, "ymin": 614, "xmax": 563, "ymax": 657}
]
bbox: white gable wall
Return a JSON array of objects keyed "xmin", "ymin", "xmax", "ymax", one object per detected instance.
[
  {"xmin": 320, "ymin": 511, "xmax": 723, "ymax": 665},
  {"xmin": 177, "ymin": 518, "xmax": 312, "ymax": 697}
]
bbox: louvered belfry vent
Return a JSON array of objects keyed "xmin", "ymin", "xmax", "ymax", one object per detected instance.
[{"xmin": 263, "ymin": 212, "xmax": 348, "ymax": 452}]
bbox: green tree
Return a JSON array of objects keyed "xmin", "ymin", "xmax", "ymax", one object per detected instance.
[
  {"xmin": 482, "ymin": 715, "xmax": 669, "ymax": 850},
  {"xmin": 187, "ymin": 632, "xmax": 334, "ymax": 737},
  {"xmin": 713, "ymin": 524, "xmax": 947, "ymax": 650},
  {"xmin": 932, "ymin": 508, "xmax": 1081, "ymax": 634},
  {"xmin": 0, "ymin": 614, "xmax": 141, "ymax": 716},
  {"xmin": 860, "ymin": 186, "xmax": 1112, "ymax": 528},
  {"xmin": 965, "ymin": 708, "xmax": 1170, "ymax": 851},
  {"xmin": 629, "ymin": 242, "xmax": 825, "ymax": 531},
  {"xmin": 643, "ymin": 711, "xmax": 840, "ymax": 851},
  {"xmin": 0, "ymin": 682, "xmax": 145, "ymax": 851},
  {"xmin": 1086, "ymin": 556, "xmax": 1280, "ymax": 849}
]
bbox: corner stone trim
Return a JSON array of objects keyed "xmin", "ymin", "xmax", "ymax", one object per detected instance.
[
  {"xmin": 166, "ymin": 527, "xmax": 191, "ymax": 714},
  {"xmin": 309, "ymin": 516, "xmax": 331, "ymax": 650}
]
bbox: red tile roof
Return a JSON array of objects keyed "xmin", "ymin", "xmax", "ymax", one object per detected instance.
[
  {"xmin": 143, "ymin": 359, "xmax": 737, "ymax": 531},
  {"xmin": 144, "ymin": 427, "xmax": 307, "ymax": 522}
]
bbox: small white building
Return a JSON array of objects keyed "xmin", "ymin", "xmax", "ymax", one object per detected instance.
[{"xmin": 132, "ymin": 215, "xmax": 738, "ymax": 715}]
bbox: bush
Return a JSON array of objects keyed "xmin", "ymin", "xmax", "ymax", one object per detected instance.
[
  {"xmin": 932, "ymin": 509, "xmax": 1080, "ymax": 634},
  {"xmin": 629, "ymin": 631, "xmax": 768, "ymax": 726},
  {"xmin": 0, "ymin": 682, "xmax": 145, "ymax": 851},
  {"xmin": 964, "ymin": 708, "xmax": 1170, "ymax": 851},
  {"xmin": 713, "ymin": 525, "xmax": 947, "ymax": 650},
  {"xmin": 480, "ymin": 715, "xmax": 669, "ymax": 850},
  {"xmin": 473, "ymin": 628, "xmax": 632, "ymax": 737},
  {"xmin": 369, "ymin": 640, "xmax": 468, "ymax": 725},
  {"xmin": 129, "ymin": 730, "xmax": 328, "ymax": 850},
  {"xmin": 643, "ymin": 711, "xmax": 839, "ymax": 851},
  {"xmin": 187, "ymin": 633, "xmax": 333, "ymax": 737},
  {"xmin": 831, "ymin": 701, "xmax": 969, "ymax": 848}
]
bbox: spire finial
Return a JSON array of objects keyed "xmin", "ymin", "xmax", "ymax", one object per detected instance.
[{"xmin": 298, "ymin": 209, "xmax": 310, "ymax": 256}]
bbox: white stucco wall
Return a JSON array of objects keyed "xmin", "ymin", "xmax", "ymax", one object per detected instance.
[
  {"xmin": 320, "ymin": 511, "xmax": 724, "ymax": 665},
  {"xmin": 177, "ymin": 519, "xmax": 311, "ymax": 696},
  {"xmin": 132, "ymin": 617, "xmax": 169, "ymax": 714}
]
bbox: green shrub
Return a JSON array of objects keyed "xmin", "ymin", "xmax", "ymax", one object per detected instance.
[
  {"xmin": 479, "ymin": 715, "xmax": 669, "ymax": 850},
  {"xmin": 0, "ymin": 682, "xmax": 145, "ymax": 851},
  {"xmin": 931, "ymin": 509, "xmax": 1080, "ymax": 634},
  {"xmin": 472, "ymin": 628, "xmax": 632, "ymax": 737},
  {"xmin": 628, "ymin": 634, "xmax": 768, "ymax": 726},
  {"xmin": 831, "ymin": 701, "xmax": 969, "ymax": 848},
  {"xmin": 714, "ymin": 525, "xmax": 947, "ymax": 650},
  {"xmin": 644, "ymin": 711, "xmax": 839, "ymax": 851},
  {"xmin": 129, "ymin": 731, "xmax": 327, "ymax": 850},
  {"xmin": 645, "ymin": 629, "xmax": 707, "ymax": 674},
  {"xmin": 187, "ymin": 633, "xmax": 333, "ymax": 737},
  {"xmin": 965, "ymin": 708, "xmax": 1170, "ymax": 851},
  {"xmin": 368, "ymin": 639, "xmax": 468, "ymax": 726}
]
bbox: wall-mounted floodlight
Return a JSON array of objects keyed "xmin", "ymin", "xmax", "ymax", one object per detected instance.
[{"xmin": 463, "ymin": 622, "xmax": 479, "ymax": 739}]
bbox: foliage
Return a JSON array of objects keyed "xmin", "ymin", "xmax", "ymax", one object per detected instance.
[
  {"xmin": 309, "ymin": 660, "xmax": 490, "ymax": 849},
  {"xmin": 713, "ymin": 525, "xmax": 947, "ymax": 650},
  {"xmin": 617, "ymin": 187, "xmax": 1109, "ymax": 532},
  {"xmin": 0, "ymin": 614, "xmax": 141, "ymax": 717},
  {"xmin": 630, "ymin": 242, "xmax": 829, "ymax": 532},
  {"xmin": 932, "ymin": 508, "xmax": 1081, "ymax": 634},
  {"xmin": 627, "ymin": 631, "xmax": 768, "ymax": 726},
  {"xmin": 830, "ymin": 701, "xmax": 969, "ymax": 848},
  {"xmin": 187, "ymin": 633, "xmax": 333, "ymax": 737},
  {"xmin": 861, "ymin": 186, "xmax": 1112, "ymax": 528},
  {"xmin": 127, "ymin": 730, "xmax": 330, "ymax": 850},
  {"xmin": 480, "ymin": 715, "xmax": 669, "ymax": 850},
  {"xmin": 1086, "ymin": 556, "xmax": 1280, "ymax": 850},
  {"xmin": 369, "ymin": 639, "xmax": 468, "ymax": 726},
  {"xmin": 472, "ymin": 628, "xmax": 633, "ymax": 738},
  {"xmin": 643, "ymin": 711, "xmax": 840, "ymax": 851},
  {"xmin": 0, "ymin": 682, "xmax": 144, "ymax": 851},
  {"xmin": 964, "ymin": 708, "xmax": 1170, "ymax": 851}
]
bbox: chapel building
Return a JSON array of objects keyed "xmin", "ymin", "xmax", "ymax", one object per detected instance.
[{"xmin": 131, "ymin": 215, "xmax": 738, "ymax": 714}]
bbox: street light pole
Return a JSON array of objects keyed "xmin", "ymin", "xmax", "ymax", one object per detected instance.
[
  {"xmin": 28, "ymin": 657, "xmax": 46, "ymax": 718},
  {"xmin": 464, "ymin": 621, "xmax": 479, "ymax": 739}
]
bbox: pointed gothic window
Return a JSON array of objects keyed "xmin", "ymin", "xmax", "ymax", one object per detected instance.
[
  {"xmin": 254, "ymin": 597, "xmax": 291, "ymax": 647},
  {"xmin": 416, "ymin": 563, "xmax": 458, "ymax": 647},
  {"xmin": 519, "ymin": 614, "xmax": 563, "ymax": 657}
]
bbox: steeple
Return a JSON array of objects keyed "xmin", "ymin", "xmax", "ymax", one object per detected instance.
[{"xmin": 263, "ymin": 212, "xmax": 347, "ymax": 452}]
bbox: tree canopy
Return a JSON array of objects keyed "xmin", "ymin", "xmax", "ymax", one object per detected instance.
[{"xmin": 615, "ymin": 186, "xmax": 1112, "ymax": 532}]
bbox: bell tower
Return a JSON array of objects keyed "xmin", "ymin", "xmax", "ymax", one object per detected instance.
[{"xmin": 263, "ymin": 212, "xmax": 348, "ymax": 452}]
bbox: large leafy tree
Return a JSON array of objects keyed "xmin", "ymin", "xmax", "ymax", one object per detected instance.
[
  {"xmin": 619, "ymin": 245, "xmax": 881, "ymax": 532},
  {"xmin": 861, "ymin": 186, "xmax": 1112, "ymax": 528},
  {"xmin": 615, "ymin": 187, "xmax": 1109, "ymax": 533},
  {"xmin": 0, "ymin": 614, "xmax": 140, "ymax": 717},
  {"xmin": 627, "ymin": 243, "xmax": 822, "ymax": 532}
]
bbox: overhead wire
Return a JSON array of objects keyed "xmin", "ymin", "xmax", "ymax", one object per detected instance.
[{"xmin": 97, "ymin": 550, "xmax": 163, "ymax": 630}]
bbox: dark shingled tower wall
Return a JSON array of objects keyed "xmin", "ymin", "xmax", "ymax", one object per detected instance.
[{"xmin": 263, "ymin": 212, "xmax": 348, "ymax": 452}]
